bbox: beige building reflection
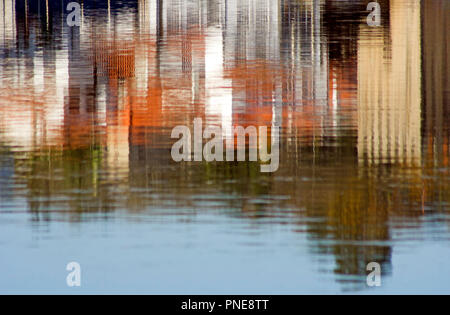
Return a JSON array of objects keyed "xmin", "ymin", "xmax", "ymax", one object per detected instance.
[{"xmin": 357, "ymin": 0, "xmax": 422, "ymax": 166}]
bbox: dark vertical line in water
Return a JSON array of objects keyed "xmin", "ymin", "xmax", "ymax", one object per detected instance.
[
  {"xmin": 37, "ymin": 0, "xmax": 41, "ymax": 42},
  {"xmin": 1, "ymin": 0, "xmax": 4, "ymax": 50}
]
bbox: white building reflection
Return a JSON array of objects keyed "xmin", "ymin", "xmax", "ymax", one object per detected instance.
[{"xmin": 0, "ymin": 0, "xmax": 16, "ymax": 47}]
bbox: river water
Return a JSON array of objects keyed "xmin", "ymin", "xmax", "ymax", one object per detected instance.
[{"xmin": 0, "ymin": 0, "xmax": 449, "ymax": 294}]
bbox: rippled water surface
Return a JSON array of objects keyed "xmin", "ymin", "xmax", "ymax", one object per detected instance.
[{"xmin": 0, "ymin": 0, "xmax": 449, "ymax": 294}]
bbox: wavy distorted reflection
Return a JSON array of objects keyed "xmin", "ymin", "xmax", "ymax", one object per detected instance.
[{"xmin": 0, "ymin": 0, "xmax": 449, "ymax": 292}]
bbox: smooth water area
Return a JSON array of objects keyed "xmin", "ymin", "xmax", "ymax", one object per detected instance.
[{"xmin": 0, "ymin": 0, "xmax": 449, "ymax": 294}]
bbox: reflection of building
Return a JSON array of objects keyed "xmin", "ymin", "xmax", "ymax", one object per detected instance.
[
  {"xmin": 0, "ymin": 0, "xmax": 16, "ymax": 47},
  {"xmin": 138, "ymin": 0, "xmax": 158, "ymax": 36},
  {"xmin": 357, "ymin": 0, "xmax": 422, "ymax": 166},
  {"xmin": 0, "ymin": 1, "xmax": 69, "ymax": 149}
]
